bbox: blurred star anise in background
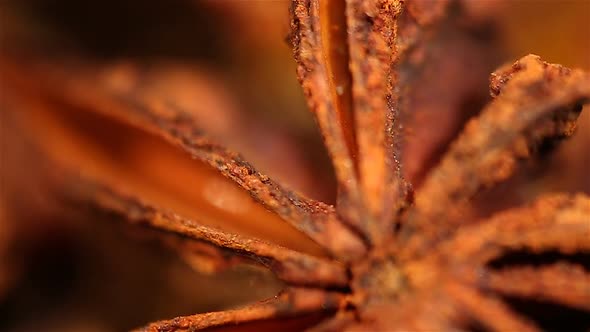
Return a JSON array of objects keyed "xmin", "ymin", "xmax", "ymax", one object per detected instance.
[{"xmin": 0, "ymin": 1, "xmax": 589, "ymax": 331}]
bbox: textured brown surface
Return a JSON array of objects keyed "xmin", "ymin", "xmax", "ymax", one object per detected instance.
[
  {"xmin": 290, "ymin": 0, "xmax": 363, "ymax": 237},
  {"xmin": 1, "ymin": 59, "xmax": 365, "ymax": 260},
  {"xmin": 78, "ymin": 181, "xmax": 349, "ymax": 288},
  {"xmin": 1, "ymin": 0, "xmax": 589, "ymax": 331},
  {"xmin": 137, "ymin": 288, "xmax": 342, "ymax": 332},
  {"xmin": 406, "ymin": 55, "xmax": 590, "ymax": 249}
]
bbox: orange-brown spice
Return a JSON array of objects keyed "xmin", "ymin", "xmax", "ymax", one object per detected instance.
[{"xmin": 1, "ymin": 0, "xmax": 589, "ymax": 331}]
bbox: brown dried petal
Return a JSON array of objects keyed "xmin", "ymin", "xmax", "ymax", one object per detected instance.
[
  {"xmin": 399, "ymin": 194, "xmax": 590, "ymax": 278},
  {"xmin": 400, "ymin": 192, "xmax": 589, "ymax": 317},
  {"xmin": 70, "ymin": 179, "xmax": 349, "ymax": 288},
  {"xmin": 136, "ymin": 287, "xmax": 343, "ymax": 332},
  {"xmin": 444, "ymin": 281, "xmax": 539, "ymax": 332},
  {"xmin": 1, "ymin": 58, "xmax": 366, "ymax": 259},
  {"xmin": 344, "ymin": 0, "xmax": 406, "ymax": 239},
  {"xmin": 438, "ymin": 193, "xmax": 590, "ymax": 265},
  {"xmin": 408, "ymin": 55, "xmax": 590, "ymax": 237},
  {"xmin": 290, "ymin": 0, "xmax": 412, "ymax": 242},
  {"xmin": 484, "ymin": 263, "xmax": 590, "ymax": 310},
  {"xmin": 290, "ymin": 0, "xmax": 363, "ymax": 236}
]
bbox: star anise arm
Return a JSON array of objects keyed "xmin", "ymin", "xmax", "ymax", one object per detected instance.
[
  {"xmin": 135, "ymin": 287, "xmax": 343, "ymax": 332},
  {"xmin": 434, "ymin": 193, "xmax": 590, "ymax": 264},
  {"xmin": 144, "ymin": 118, "xmax": 366, "ymax": 260},
  {"xmin": 398, "ymin": 193, "xmax": 588, "ymax": 330},
  {"xmin": 401, "ymin": 193, "xmax": 590, "ymax": 328},
  {"xmin": 0, "ymin": 58, "xmax": 366, "ymax": 259},
  {"xmin": 343, "ymin": 0, "xmax": 408, "ymax": 238},
  {"xmin": 290, "ymin": 0, "xmax": 364, "ymax": 236},
  {"xmin": 483, "ymin": 263, "xmax": 590, "ymax": 310},
  {"xmin": 345, "ymin": 0, "xmax": 500, "ymax": 239},
  {"xmin": 74, "ymin": 180, "xmax": 349, "ymax": 288},
  {"xmin": 292, "ymin": 0, "xmax": 499, "ymax": 242},
  {"xmin": 291, "ymin": 0, "xmax": 437, "ymax": 242},
  {"xmin": 402, "ymin": 194, "xmax": 589, "ymax": 263},
  {"xmin": 409, "ymin": 55, "xmax": 590, "ymax": 234},
  {"xmin": 445, "ymin": 282, "xmax": 539, "ymax": 332}
]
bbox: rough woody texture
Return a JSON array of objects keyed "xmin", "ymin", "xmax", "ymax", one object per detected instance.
[
  {"xmin": 1, "ymin": 0, "xmax": 589, "ymax": 331},
  {"xmin": 78, "ymin": 181, "xmax": 349, "ymax": 288},
  {"xmin": 137, "ymin": 288, "xmax": 343, "ymax": 332}
]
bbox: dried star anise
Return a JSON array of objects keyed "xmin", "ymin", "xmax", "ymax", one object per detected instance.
[{"xmin": 1, "ymin": 0, "xmax": 590, "ymax": 331}]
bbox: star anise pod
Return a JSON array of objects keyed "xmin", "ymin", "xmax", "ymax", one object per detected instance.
[{"xmin": 1, "ymin": 0, "xmax": 589, "ymax": 331}]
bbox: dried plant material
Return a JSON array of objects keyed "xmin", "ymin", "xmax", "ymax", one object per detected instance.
[
  {"xmin": 1, "ymin": 0, "xmax": 590, "ymax": 331},
  {"xmin": 291, "ymin": 0, "xmax": 362, "ymax": 235},
  {"xmin": 140, "ymin": 287, "xmax": 342, "ymax": 332},
  {"xmin": 80, "ymin": 182, "xmax": 349, "ymax": 288},
  {"xmin": 484, "ymin": 263, "xmax": 590, "ymax": 309},
  {"xmin": 397, "ymin": 2, "xmax": 502, "ymax": 184},
  {"xmin": 406, "ymin": 55, "xmax": 590, "ymax": 247}
]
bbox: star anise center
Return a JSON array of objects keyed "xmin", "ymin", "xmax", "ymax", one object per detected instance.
[{"xmin": 351, "ymin": 251, "xmax": 407, "ymax": 306}]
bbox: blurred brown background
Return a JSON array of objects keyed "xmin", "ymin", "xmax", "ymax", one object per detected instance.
[{"xmin": 0, "ymin": 1, "xmax": 589, "ymax": 331}]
